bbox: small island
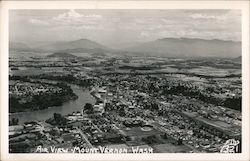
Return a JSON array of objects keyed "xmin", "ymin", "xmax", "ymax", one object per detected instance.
[{"xmin": 9, "ymin": 79, "xmax": 78, "ymax": 113}]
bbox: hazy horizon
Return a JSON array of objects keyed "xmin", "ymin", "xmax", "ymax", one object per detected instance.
[{"xmin": 10, "ymin": 9, "xmax": 241, "ymax": 49}]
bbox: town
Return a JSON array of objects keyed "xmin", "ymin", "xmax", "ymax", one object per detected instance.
[{"xmin": 9, "ymin": 53, "xmax": 242, "ymax": 153}]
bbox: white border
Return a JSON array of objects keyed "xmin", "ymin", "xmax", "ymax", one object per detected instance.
[{"xmin": 1, "ymin": 1, "xmax": 249, "ymax": 161}]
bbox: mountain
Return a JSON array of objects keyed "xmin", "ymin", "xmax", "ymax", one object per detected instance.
[
  {"xmin": 108, "ymin": 41, "xmax": 143, "ymax": 49},
  {"xmin": 56, "ymin": 48, "xmax": 111, "ymax": 54},
  {"xmin": 47, "ymin": 52, "xmax": 77, "ymax": 58},
  {"xmin": 9, "ymin": 39, "xmax": 112, "ymax": 54},
  {"xmin": 124, "ymin": 38, "xmax": 241, "ymax": 58},
  {"xmin": 9, "ymin": 42, "xmax": 31, "ymax": 51},
  {"xmin": 40, "ymin": 39, "xmax": 110, "ymax": 53},
  {"xmin": 10, "ymin": 38, "xmax": 241, "ymax": 58},
  {"xmin": 234, "ymin": 56, "xmax": 241, "ymax": 62}
]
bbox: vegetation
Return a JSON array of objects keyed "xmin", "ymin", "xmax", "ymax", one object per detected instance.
[
  {"xmin": 119, "ymin": 65, "xmax": 161, "ymax": 70},
  {"xmin": 9, "ymin": 118, "xmax": 19, "ymax": 125},
  {"xmin": 45, "ymin": 113, "xmax": 68, "ymax": 126},
  {"xmin": 9, "ymin": 82, "xmax": 78, "ymax": 113},
  {"xmin": 161, "ymin": 84, "xmax": 241, "ymax": 111},
  {"xmin": 10, "ymin": 74, "xmax": 95, "ymax": 88},
  {"xmin": 83, "ymin": 103, "xmax": 94, "ymax": 114}
]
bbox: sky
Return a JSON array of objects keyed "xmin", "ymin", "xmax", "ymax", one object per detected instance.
[{"xmin": 9, "ymin": 9, "xmax": 241, "ymax": 48}]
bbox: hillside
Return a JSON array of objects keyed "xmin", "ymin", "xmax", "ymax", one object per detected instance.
[
  {"xmin": 10, "ymin": 38, "xmax": 241, "ymax": 58},
  {"xmin": 47, "ymin": 52, "xmax": 77, "ymax": 58},
  {"xmin": 9, "ymin": 42, "xmax": 31, "ymax": 51},
  {"xmin": 234, "ymin": 56, "xmax": 241, "ymax": 62},
  {"xmin": 124, "ymin": 38, "xmax": 241, "ymax": 58},
  {"xmin": 40, "ymin": 39, "xmax": 110, "ymax": 52},
  {"xmin": 10, "ymin": 39, "xmax": 112, "ymax": 54}
]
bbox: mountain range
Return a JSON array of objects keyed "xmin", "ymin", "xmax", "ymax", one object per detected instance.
[
  {"xmin": 10, "ymin": 38, "xmax": 241, "ymax": 58},
  {"xmin": 9, "ymin": 42, "xmax": 31, "ymax": 51},
  {"xmin": 40, "ymin": 39, "xmax": 110, "ymax": 52},
  {"xmin": 10, "ymin": 39, "xmax": 111, "ymax": 54},
  {"xmin": 124, "ymin": 38, "xmax": 241, "ymax": 58}
]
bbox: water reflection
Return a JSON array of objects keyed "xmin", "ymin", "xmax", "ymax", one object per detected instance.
[{"xmin": 9, "ymin": 84, "xmax": 95, "ymax": 124}]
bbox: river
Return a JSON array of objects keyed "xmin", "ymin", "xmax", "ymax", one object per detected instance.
[{"xmin": 9, "ymin": 84, "xmax": 96, "ymax": 124}]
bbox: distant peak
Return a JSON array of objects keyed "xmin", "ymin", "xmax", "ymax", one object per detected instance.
[
  {"xmin": 157, "ymin": 37, "xmax": 240, "ymax": 43},
  {"xmin": 158, "ymin": 37, "xmax": 203, "ymax": 41},
  {"xmin": 78, "ymin": 38, "xmax": 88, "ymax": 41},
  {"xmin": 73, "ymin": 38, "xmax": 92, "ymax": 42}
]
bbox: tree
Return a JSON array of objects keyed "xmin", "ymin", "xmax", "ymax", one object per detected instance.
[
  {"xmin": 177, "ymin": 138, "xmax": 183, "ymax": 145},
  {"xmin": 10, "ymin": 118, "xmax": 19, "ymax": 125},
  {"xmin": 118, "ymin": 106, "xmax": 126, "ymax": 117},
  {"xmin": 9, "ymin": 97, "xmax": 21, "ymax": 113},
  {"xmin": 54, "ymin": 113, "xmax": 61, "ymax": 122},
  {"xmin": 84, "ymin": 103, "xmax": 93, "ymax": 114},
  {"xmin": 151, "ymin": 102, "xmax": 159, "ymax": 110},
  {"xmin": 53, "ymin": 113, "xmax": 67, "ymax": 125}
]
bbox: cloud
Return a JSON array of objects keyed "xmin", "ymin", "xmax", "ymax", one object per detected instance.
[
  {"xmin": 160, "ymin": 18, "xmax": 176, "ymax": 24},
  {"xmin": 49, "ymin": 25, "xmax": 104, "ymax": 31},
  {"xmin": 29, "ymin": 18, "xmax": 50, "ymax": 26},
  {"xmin": 140, "ymin": 31, "xmax": 150, "ymax": 37},
  {"xmin": 190, "ymin": 14, "xmax": 216, "ymax": 19},
  {"xmin": 156, "ymin": 29, "xmax": 241, "ymax": 42},
  {"xmin": 53, "ymin": 9, "xmax": 102, "ymax": 22},
  {"xmin": 48, "ymin": 9, "xmax": 105, "ymax": 30},
  {"xmin": 13, "ymin": 10, "xmax": 241, "ymax": 43},
  {"xmin": 28, "ymin": 10, "xmax": 105, "ymax": 31}
]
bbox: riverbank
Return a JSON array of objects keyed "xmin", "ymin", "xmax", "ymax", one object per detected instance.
[
  {"xmin": 9, "ymin": 94, "xmax": 78, "ymax": 113},
  {"xmin": 9, "ymin": 84, "xmax": 96, "ymax": 124},
  {"xmin": 9, "ymin": 80, "xmax": 79, "ymax": 113}
]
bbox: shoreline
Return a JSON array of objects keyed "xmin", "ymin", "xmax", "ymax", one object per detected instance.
[
  {"xmin": 9, "ymin": 103, "xmax": 68, "ymax": 115},
  {"xmin": 9, "ymin": 96, "xmax": 78, "ymax": 116},
  {"xmin": 9, "ymin": 80, "xmax": 82, "ymax": 115},
  {"xmin": 9, "ymin": 87, "xmax": 96, "ymax": 119}
]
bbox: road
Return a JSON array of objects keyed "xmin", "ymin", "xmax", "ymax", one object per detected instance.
[{"xmin": 76, "ymin": 127, "xmax": 94, "ymax": 148}]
